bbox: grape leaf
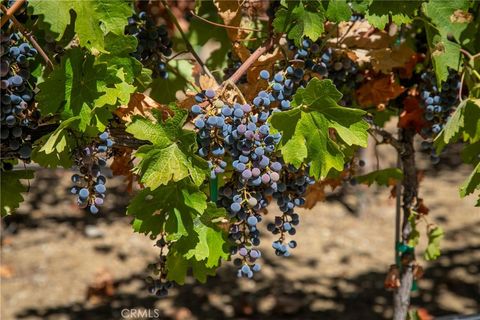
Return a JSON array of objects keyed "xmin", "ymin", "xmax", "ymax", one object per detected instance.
[
  {"xmin": 424, "ymin": 26, "xmax": 461, "ymax": 85},
  {"xmin": 424, "ymin": 226, "xmax": 444, "ymax": 261},
  {"xmin": 326, "ymin": 0, "xmax": 352, "ymax": 23},
  {"xmin": 408, "ymin": 215, "xmax": 420, "ymax": 247},
  {"xmin": 37, "ymin": 48, "xmax": 135, "ymax": 130},
  {"xmin": 459, "ymin": 162, "xmax": 480, "ymax": 199},
  {"xmin": 127, "ymin": 181, "xmax": 207, "ymax": 238},
  {"xmin": 422, "ymin": 0, "xmax": 472, "ymax": 43},
  {"xmin": 273, "ymin": 2, "xmax": 325, "ymax": 45},
  {"xmin": 30, "ymin": 0, "xmax": 132, "ymax": 52},
  {"xmin": 1, "ymin": 169, "xmax": 34, "ymax": 217},
  {"xmin": 31, "ymin": 117, "xmax": 80, "ymax": 168},
  {"xmin": 126, "ymin": 108, "xmax": 208, "ymax": 188},
  {"xmin": 365, "ymin": 0, "xmax": 421, "ymax": 29},
  {"xmin": 271, "ymin": 79, "xmax": 368, "ymax": 179},
  {"xmin": 128, "ymin": 184, "xmax": 228, "ymax": 284},
  {"xmin": 357, "ymin": 168, "xmax": 404, "ymax": 186}
]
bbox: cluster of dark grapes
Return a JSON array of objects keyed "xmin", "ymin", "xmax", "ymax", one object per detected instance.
[
  {"xmin": 125, "ymin": 11, "xmax": 172, "ymax": 79},
  {"xmin": 70, "ymin": 132, "xmax": 113, "ymax": 214},
  {"xmin": 146, "ymin": 234, "xmax": 173, "ymax": 297},
  {"xmin": 285, "ymin": 38, "xmax": 362, "ymax": 105},
  {"xmin": 1, "ymin": 31, "xmax": 39, "ymax": 160},
  {"xmin": 418, "ymin": 70, "xmax": 461, "ymax": 164},
  {"xmin": 190, "ymin": 70, "xmax": 313, "ymax": 278}
]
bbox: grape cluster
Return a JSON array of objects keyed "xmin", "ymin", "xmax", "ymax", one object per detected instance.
[
  {"xmin": 146, "ymin": 234, "xmax": 173, "ymax": 297},
  {"xmin": 268, "ymin": 165, "xmax": 314, "ymax": 257},
  {"xmin": 418, "ymin": 70, "xmax": 460, "ymax": 164},
  {"xmin": 125, "ymin": 11, "xmax": 172, "ymax": 79},
  {"xmin": 1, "ymin": 32, "xmax": 39, "ymax": 160},
  {"xmin": 190, "ymin": 71, "xmax": 313, "ymax": 277},
  {"xmin": 285, "ymin": 38, "xmax": 362, "ymax": 105},
  {"xmin": 70, "ymin": 132, "xmax": 113, "ymax": 214}
]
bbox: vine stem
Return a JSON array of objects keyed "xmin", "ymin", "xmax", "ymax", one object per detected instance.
[
  {"xmin": 189, "ymin": 10, "xmax": 264, "ymax": 33},
  {"xmin": 0, "ymin": 0, "xmax": 25, "ymax": 28},
  {"xmin": 160, "ymin": 0, "xmax": 216, "ymax": 83},
  {"xmin": 0, "ymin": 4, "xmax": 54, "ymax": 69},
  {"xmin": 393, "ymin": 128, "xmax": 418, "ymax": 320},
  {"xmin": 223, "ymin": 35, "xmax": 278, "ymax": 86}
]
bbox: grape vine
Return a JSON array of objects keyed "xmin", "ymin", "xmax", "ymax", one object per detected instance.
[{"xmin": 1, "ymin": 2, "xmax": 479, "ymax": 320}]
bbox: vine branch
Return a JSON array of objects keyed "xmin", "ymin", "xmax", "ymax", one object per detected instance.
[
  {"xmin": 189, "ymin": 10, "xmax": 264, "ymax": 33},
  {"xmin": 0, "ymin": 0, "xmax": 25, "ymax": 28},
  {"xmin": 160, "ymin": 0, "xmax": 216, "ymax": 82},
  {"xmin": 0, "ymin": 4, "xmax": 54, "ymax": 69}
]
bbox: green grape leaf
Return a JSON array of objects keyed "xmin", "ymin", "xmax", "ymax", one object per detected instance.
[
  {"xmin": 365, "ymin": 0, "xmax": 421, "ymax": 29},
  {"xmin": 424, "ymin": 226, "xmax": 444, "ymax": 261},
  {"xmin": 30, "ymin": 0, "xmax": 132, "ymax": 52},
  {"xmin": 459, "ymin": 162, "xmax": 480, "ymax": 198},
  {"xmin": 174, "ymin": 203, "xmax": 229, "ymax": 267},
  {"xmin": 134, "ymin": 144, "xmax": 207, "ymax": 189},
  {"xmin": 271, "ymin": 79, "xmax": 368, "ymax": 179},
  {"xmin": 356, "ymin": 168, "xmax": 404, "ymax": 186},
  {"xmin": 326, "ymin": 0, "xmax": 352, "ymax": 23},
  {"xmin": 422, "ymin": 0, "xmax": 472, "ymax": 43},
  {"xmin": 435, "ymin": 99, "xmax": 480, "ymax": 152},
  {"xmin": 127, "ymin": 181, "xmax": 207, "ymax": 238},
  {"xmin": 98, "ymin": 33, "xmax": 152, "ymax": 89},
  {"xmin": 166, "ymin": 252, "xmax": 217, "ymax": 285},
  {"xmin": 1, "ymin": 169, "xmax": 35, "ymax": 217},
  {"xmin": 424, "ymin": 26, "xmax": 461, "ymax": 86},
  {"xmin": 31, "ymin": 117, "xmax": 80, "ymax": 168},
  {"xmin": 127, "ymin": 109, "xmax": 208, "ymax": 188},
  {"xmin": 37, "ymin": 48, "xmax": 135, "ymax": 130},
  {"xmin": 273, "ymin": 2, "xmax": 325, "ymax": 45}
]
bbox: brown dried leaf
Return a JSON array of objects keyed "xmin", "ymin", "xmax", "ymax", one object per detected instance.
[
  {"xmin": 450, "ymin": 10, "xmax": 473, "ymax": 23},
  {"xmin": 111, "ymin": 147, "xmax": 135, "ymax": 193},
  {"xmin": 86, "ymin": 268, "xmax": 114, "ymax": 305},
  {"xmin": 384, "ymin": 264, "xmax": 401, "ymax": 290},
  {"xmin": 199, "ymin": 75, "xmax": 217, "ymax": 90},
  {"xmin": 356, "ymin": 74, "xmax": 405, "ymax": 107},
  {"xmin": 214, "ymin": 0, "xmax": 245, "ymax": 41},
  {"xmin": 369, "ymin": 43, "xmax": 416, "ymax": 74},
  {"xmin": 115, "ymin": 93, "xmax": 173, "ymax": 123},
  {"xmin": 304, "ymin": 178, "xmax": 342, "ymax": 209},
  {"xmin": 398, "ymin": 96, "xmax": 428, "ymax": 133},
  {"xmin": 326, "ymin": 20, "xmax": 395, "ymax": 50}
]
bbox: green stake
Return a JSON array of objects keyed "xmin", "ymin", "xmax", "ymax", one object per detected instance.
[{"xmin": 210, "ymin": 176, "xmax": 218, "ymax": 202}]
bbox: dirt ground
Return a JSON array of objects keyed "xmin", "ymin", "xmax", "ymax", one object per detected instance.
[{"xmin": 1, "ymin": 141, "xmax": 479, "ymax": 320}]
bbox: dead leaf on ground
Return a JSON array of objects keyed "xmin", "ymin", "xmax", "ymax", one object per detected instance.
[
  {"xmin": 356, "ymin": 74, "xmax": 405, "ymax": 107},
  {"xmin": 86, "ymin": 268, "xmax": 114, "ymax": 305},
  {"xmin": 0, "ymin": 264, "xmax": 14, "ymax": 278},
  {"xmin": 115, "ymin": 93, "xmax": 173, "ymax": 123}
]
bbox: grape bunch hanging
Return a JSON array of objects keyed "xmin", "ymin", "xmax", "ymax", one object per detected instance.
[
  {"xmin": 125, "ymin": 10, "xmax": 172, "ymax": 79},
  {"xmin": 189, "ymin": 68, "xmax": 316, "ymax": 278},
  {"xmin": 0, "ymin": 31, "xmax": 39, "ymax": 160},
  {"xmin": 70, "ymin": 132, "xmax": 114, "ymax": 214}
]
